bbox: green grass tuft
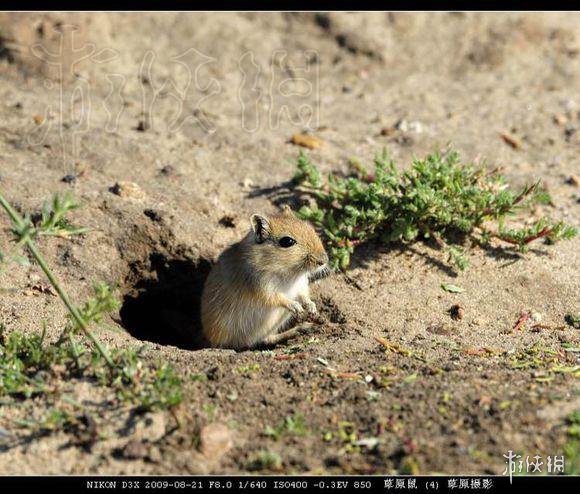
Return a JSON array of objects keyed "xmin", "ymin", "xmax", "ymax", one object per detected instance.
[
  {"xmin": 263, "ymin": 413, "xmax": 309, "ymax": 440},
  {"xmin": 0, "ymin": 324, "xmax": 183, "ymax": 413},
  {"xmin": 246, "ymin": 450, "xmax": 283, "ymax": 471},
  {"xmin": 0, "ymin": 191, "xmax": 184, "ymax": 438}
]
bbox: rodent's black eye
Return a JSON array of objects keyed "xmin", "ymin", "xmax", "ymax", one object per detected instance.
[{"xmin": 278, "ymin": 236, "xmax": 296, "ymax": 248}]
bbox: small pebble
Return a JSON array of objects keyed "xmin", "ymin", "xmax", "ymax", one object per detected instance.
[
  {"xmin": 111, "ymin": 181, "xmax": 145, "ymax": 200},
  {"xmin": 241, "ymin": 178, "xmax": 254, "ymax": 190},
  {"xmin": 120, "ymin": 439, "xmax": 149, "ymax": 460},
  {"xmin": 144, "ymin": 209, "xmax": 163, "ymax": 222},
  {"xmin": 159, "ymin": 164, "xmax": 175, "ymax": 176},
  {"xmin": 553, "ymin": 114, "xmax": 568, "ymax": 126},
  {"xmin": 199, "ymin": 423, "xmax": 233, "ymax": 459},
  {"xmin": 380, "ymin": 126, "xmax": 396, "ymax": 136},
  {"xmin": 218, "ymin": 215, "xmax": 236, "ymax": 228},
  {"xmin": 395, "ymin": 119, "xmax": 423, "ymax": 133},
  {"xmin": 564, "ymin": 126, "xmax": 576, "ymax": 140},
  {"xmin": 531, "ymin": 312, "xmax": 542, "ymax": 323},
  {"xmin": 449, "ymin": 304, "xmax": 465, "ymax": 320},
  {"xmin": 427, "ymin": 323, "xmax": 453, "ymax": 335},
  {"xmin": 148, "ymin": 447, "xmax": 162, "ymax": 463},
  {"xmin": 135, "ymin": 120, "xmax": 149, "ymax": 132}
]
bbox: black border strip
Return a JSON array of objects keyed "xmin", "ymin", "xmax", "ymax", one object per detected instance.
[
  {"xmin": 0, "ymin": 475, "xmax": 578, "ymax": 492},
  {"xmin": 2, "ymin": 2, "xmax": 579, "ymax": 12}
]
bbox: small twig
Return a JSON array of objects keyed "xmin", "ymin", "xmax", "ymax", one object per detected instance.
[
  {"xmin": 481, "ymin": 181, "xmax": 540, "ymax": 217},
  {"xmin": 492, "ymin": 227, "xmax": 553, "ymax": 246},
  {"xmin": 336, "ymin": 238, "xmax": 362, "ymax": 248},
  {"xmin": 374, "ymin": 336, "xmax": 414, "ymax": 357},
  {"xmin": 462, "ymin": 347, "xmax": 498, "ymax": 356},
  {"xmin": 482, "ymin": 166, "xmax": 503, "ymax": 178},
  {"xmin": 323, "ymin": 369, "xmax": 361, "ymax": 380},
  {"xmin": 530, "ymin": 324, "xmax": 566, "ymax": 332},
  {"xmin": 429, "ymin": 230, "xmax": 447, "ymax": 249},
  {"xmin": 274, "ymin": 353, "xmax": 307, "ymax": 361},
  {"xmin": 513, "ymin": 311, "xmax": 530, "ymax": 332}
]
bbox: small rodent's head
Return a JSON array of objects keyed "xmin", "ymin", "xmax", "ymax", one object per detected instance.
[{"xmin": 248, "ymin": 205, "xmax": 328, "ymax": 277}]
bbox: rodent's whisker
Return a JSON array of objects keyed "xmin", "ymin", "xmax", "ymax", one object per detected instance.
[{"xmin": 309, "ymin": 264, "xmax": 331, "ymax": 282}]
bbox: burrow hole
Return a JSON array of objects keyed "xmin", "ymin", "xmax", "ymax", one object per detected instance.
[{"xmin": 118, "ymin": 252, "xmax": 212, "ymax": 350}]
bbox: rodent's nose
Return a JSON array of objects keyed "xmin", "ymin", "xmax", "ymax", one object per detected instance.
[{"xmin": 319, "ymin": 252, "xmax": 329, "ymax": 266}]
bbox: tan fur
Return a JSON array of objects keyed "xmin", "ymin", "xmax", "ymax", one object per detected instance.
[{"xmin": 201, "ymin": 206, "xmax": 328, "ymax": 350}]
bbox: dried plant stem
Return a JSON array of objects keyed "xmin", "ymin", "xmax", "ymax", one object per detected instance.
[{"xmin": 489, "ymin": 227, "xmax": 553, "ymax": 246}]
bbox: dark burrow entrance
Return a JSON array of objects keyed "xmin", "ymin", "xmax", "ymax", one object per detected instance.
[{"xmin": 118, "ymin": 252, "xmax": 212, "ymax": 349}]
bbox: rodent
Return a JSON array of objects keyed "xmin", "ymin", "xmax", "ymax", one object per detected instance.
[{"xmin": 201, "ymin": 205, "xmax": 329, "ymax": 350}]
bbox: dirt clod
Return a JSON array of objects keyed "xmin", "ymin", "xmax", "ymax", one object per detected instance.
[
  {"xmin": 117, "ymin": 440, "xmax": 150, "ymax": 460},
  {"xmin": 110, "ymin": 181, "xmax": 146, "ymax": 200},
  {"xmin": 135, "ymin": 120, "xmax": 149, "ymax": 132},
  {"xmin": 199, "ymin": 423, "xmax": 234, "ymax": 459},
  {"xmin": 448, "ymin": 304, "xmax": 465, "ymax": 320},
  {"xmin": 218, "ymin": 215, "xmax": 236, "ymax": 228}
]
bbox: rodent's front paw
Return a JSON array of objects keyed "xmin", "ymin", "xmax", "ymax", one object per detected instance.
[
  {"xmin": 287, "ymin": 300, "xmax": 305, "ymax": 316},
  {"xmin": 304, "ymin": 300, "xmax": 317, "ymax": 315}
]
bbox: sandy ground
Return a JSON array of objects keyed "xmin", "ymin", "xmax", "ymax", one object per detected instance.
[{"xmin": 0, "ymin": 12, "xmax": 579, "ymax": 474}]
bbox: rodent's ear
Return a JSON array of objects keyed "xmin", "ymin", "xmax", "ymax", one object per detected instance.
[
  {"xmin": 280, "ymin": 204, "xmax": 295, "ymax": 216},
  {"xmin": 250, "ymin": 214, "xmax": 271, "ymax": 243}
]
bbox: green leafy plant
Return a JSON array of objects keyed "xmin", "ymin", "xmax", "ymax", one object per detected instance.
[
  {"xmin": 0, "ymin": 193, "xmax": 116, "ymax": 367},
  {"xmin": 14, "ymin": 408, "xmax": 77, "ymax": 434},
  {"xmin": 0, "ymin": 324, "xmax": 70, "ymax": 398},
  {"xmin": 292, "ymin": 149, "xmax": 577, "ymax": 271},
  {"xmin": 35, "ymin": 194, "xmax": 90, "ymax": 238},
  {"xmin": 0, "ymin": 191, "xmax": 183, "ymax": 426},
  {"xmin": 565, "ymin": 314, "xmax": 580, "ymax": 329},
  {"xmin": 567, "ymin": 411, "xmax": 580, "ymax": 439},
  {"xmin": 263, "ymin": 413, "xmax": 309, "ymax": 440},
  {"xmin": 110, "ymin": 348, "xmax": 183, "ymax": 411},
  {"xmin": 0, "ymin": 307, "xmax": 182, "ymax": 413},
  {"xmin": 246, "ymin": 450, "xmax": 283, "ymax": 471},
  {"xmin": 564, "ymin": 440, "xmax": 580, "ymax": 475},
  {"xmin": 1, "ymin": 194, "xmax": 88, "ymax": 264}
]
